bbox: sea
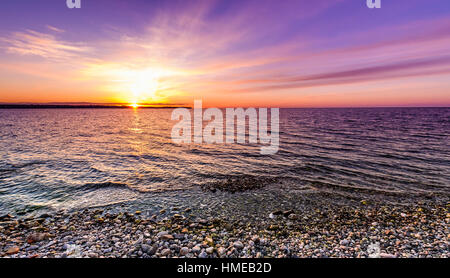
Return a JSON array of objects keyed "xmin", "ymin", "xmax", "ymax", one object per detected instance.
[{"xmin": 0, "ymin": 107, "xmax": 448, "ymax": 219}]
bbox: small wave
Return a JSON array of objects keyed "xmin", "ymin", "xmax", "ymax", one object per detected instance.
[
  {"xmin": 77, "ymin": 182, "xmax": 131, "ymax": 191},
  {"xmin": 122, "ymin": 154, "xmax": 164, "ymax": 162},
  {"xmin": 0, "ymin": 161, "xmax": 46, "ymax": 174},
  {"xmin": 13, "ymin": 161, "xmax": 46, "ymax": 169},
  {"xmin": 77, "ymin": 133, "xmax": 94, "ymax": 137},
  {"xmin": 0, "ymin": 168, "xmax": 17, "ymax": 173}
]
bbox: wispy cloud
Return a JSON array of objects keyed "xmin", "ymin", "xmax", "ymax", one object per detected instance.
[
  {"xmin": 0, "ymin": 29, "xmax": 91, "ymax": 60},
  {"xmin": 46, "ymin": 25, "xmax": 65, "ymax": 33}
]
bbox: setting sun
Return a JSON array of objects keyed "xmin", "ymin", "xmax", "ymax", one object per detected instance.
[{"xmin": 88, "ymin": 65, "xmax": 181, "ymax": 105}]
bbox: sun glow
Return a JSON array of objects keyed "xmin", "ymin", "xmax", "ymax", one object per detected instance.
[
  {"xmin": 127, "ymin": 69, "xmax": 160, "ymax": 104},
  {"xmin": 84, "ymin": 64, "xmax": 177, "ymax": 104}
]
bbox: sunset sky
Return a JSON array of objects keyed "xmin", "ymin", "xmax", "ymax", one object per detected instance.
[{"xmin": 0, "ymin": 0, "xmax": 449, "ymax": 107}]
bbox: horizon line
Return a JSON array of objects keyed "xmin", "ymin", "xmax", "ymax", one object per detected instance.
[{"xmin": 0, "ymin": 103, "xmax": 448, "ymax": 109}]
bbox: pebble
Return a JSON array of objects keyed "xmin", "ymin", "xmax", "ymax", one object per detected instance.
[
  {"xmin": 380, "ymin": 253, "xmax": 397, "ymax": 258},
  {"xmin": 233, "ymin": 241, "xmax": 244, "ymax": 249},
  {"xmin": 5, "ymin": 246, "xmax": 20, "ymax": 255},
  {"xmin": 179, "ymin": 247, "xmax": 190, "ymax": 256},
  {"xmin": 192, "ymin": 245, "xmax": 201, "ymax": 253},
  {"xmin": 205, "ymin": 236, "xmax": 214, "ymax": 246},
  {"xmin": 141, "ymin": 244, "xmax": 151, "ymax": 253},
  {"xmin": 217, "ymin": 247, "xmax": 226, "ymax": 256},
  {"xmin": 198, "ymin": 251, "xmax": 208, "ymax": 258},
  {"xmin": 160, "ymin": 249, "xmax": 171, "ymax": 257},
  {"xmin": 160, "ymin": 234, "xmax": 174, "ymax": 241}
]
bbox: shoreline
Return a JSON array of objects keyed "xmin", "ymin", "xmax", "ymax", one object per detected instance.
[{"xmin": 1, "ymin": 201, "xmax": 448, "ymax": 258}]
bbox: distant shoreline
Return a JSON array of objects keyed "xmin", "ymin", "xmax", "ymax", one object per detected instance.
[{"xmin": 0, "ymin": 105, "xmax": 189, "ymax": 109}]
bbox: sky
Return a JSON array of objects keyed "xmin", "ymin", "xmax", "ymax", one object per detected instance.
[{"xmin": 0, "ymin": 0, "xmax": 449, "ymax": 107}]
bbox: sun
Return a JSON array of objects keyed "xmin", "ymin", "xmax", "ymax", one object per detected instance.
[
  {"xmin": 130, "ymin": 103, "xmax": 139, "ymax": 108},
  {"xmin": 105, "ymin": 67, "xmax": 162, "ymax": 104}
]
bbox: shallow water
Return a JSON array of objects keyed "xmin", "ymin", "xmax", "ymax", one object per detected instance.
[{"xmin": 0, "ymin": 108, "xmax": 449, "ymax": 217}]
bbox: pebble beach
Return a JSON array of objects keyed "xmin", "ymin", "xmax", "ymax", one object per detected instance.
[{"xmin": 1, "ymin": 201, "xmax": 448, "ymax": 258}]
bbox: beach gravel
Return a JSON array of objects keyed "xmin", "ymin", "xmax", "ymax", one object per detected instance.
[{"xmin": 0, "ymin": 203, "xmax": 448, "ymax": 258}]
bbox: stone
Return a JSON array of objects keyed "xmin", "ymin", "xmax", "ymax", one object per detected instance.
[
  {"xmin": 174, "ymin": 233, "xmax": 185, "ymax": 240},
  {"xmin": 27, "ymin": 232, "xmax": 48, "ymax": 244},
  {"xmin": 233, "ymin": 241, "xmax": 244, "ymax": 249},
  {"xmin": 161, "ymin": 248, "xmax": 171, "ymax": 257},
  {"xmin": 180, "ymin": 247, "xmax": 190, "ymax": 256},
  {"xmin": 217, "ymin": 247, "xmax": 226, "ymax": 256},
  {"xmin": 5, "ymin": 246, "xmax": 20, "ymax": 255},
  {"xmin": 161, "ymin": 234, "xmax": 174, "ymax": 241},
  {"xmin": 206, "ymin": 247, "xmax": 214, "ymax": 254},
  {"xmin": 157, "ymin": 231, "xmax": 168, "ymax": 237},
  {"xmin": 198, "ymin": 219, "xmax": 209, "ymax": 225},
  {"xmin": 192, "ymin": 245, "xmax": 201, "ymax": 253},
  {"xmin": 380, "ymin": 253, "xmax": 396, "ymax": 258},
  {"xmin": 251, "ymin": 235, "xmax": 260, "ymax": 244},
  {"xmin": 141, "ymin": 244, "xmax": 151, "ymax": 253},
  {"xmin": 148, "ymin": 245, "xmax": 157, "ymax": 256},
  {"xmin": 204, "ymin": 236, "xmax": 214, "ymax": 246},
  {"xmin": 198, "ymin": 250, "xmax": 208, "ymax": 258}
]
